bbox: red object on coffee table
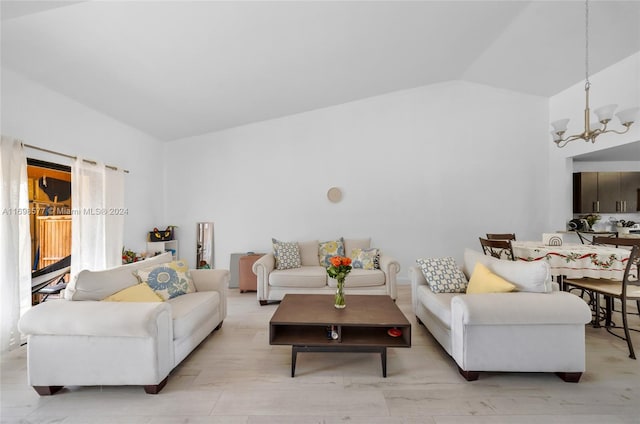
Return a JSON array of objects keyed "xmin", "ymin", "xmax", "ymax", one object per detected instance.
[{"xmin": 387, "ymin": 328, "xmax": 402, "ymax": 337}]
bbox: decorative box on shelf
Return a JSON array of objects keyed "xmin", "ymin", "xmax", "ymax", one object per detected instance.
[{"xmin": 148, "ymin": 227, "xmax": 174, "ymax": 242}]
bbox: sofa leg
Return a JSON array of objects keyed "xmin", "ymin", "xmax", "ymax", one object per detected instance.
[
  {"xmin": 33, "ymin": 385, "xmax": 63, "ymax": 396},
  {"xmin": 143, "ymin": 377, "xmax": 168, "ymax": 394},
  {"xmin": 555, "ymin": 372, "xmax": 582, "ymax": 383},
  {"xmin": 457, "ymin": 367, "xmax": 479, "ymax": 381},
  {"xmin": 259, "ymin": 300, "xmax": 268, "ymax": 306},
  {"xmin": 213, "ymin": 321, "xmax": 223, "ymax": 331},
  {"xmin": 415, "ymin": 316, "xmax": 424, "ymax": 326}
]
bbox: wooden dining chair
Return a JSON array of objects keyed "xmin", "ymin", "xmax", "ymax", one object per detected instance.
[
  {"xmin": 486, "ymin": 233, "xmax": 516, "ymax": 241},
  {"xmin": 564, "ymin": 244, "xmax": 640, "ymax": 359},
  {"xmin": 479, "ymin": 237, "xmax": 515, "ymax": 261},
  {"xmin": 592, "ymin": 237, "xmax": 640, "ymax": 316},
  {"xmin": 576, "ymin": 230, "xmax": 617, "ymax": 245},
  {"xmin": 592, "ymin": 236, "xmax": 640, "ymax": 249}
]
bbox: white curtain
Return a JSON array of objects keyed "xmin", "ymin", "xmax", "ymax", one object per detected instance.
[
  {"xmin": 0, "ymin": 137, "xmax": 31, "ymax": 352},
  {"xmin": 71, "ymin": 158, "xmax": 125, "ymax": 277}
]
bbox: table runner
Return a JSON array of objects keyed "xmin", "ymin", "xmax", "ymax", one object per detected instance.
[{"xmin": 512, "ymin": 241, "xmax": 631, "ymax": 280}]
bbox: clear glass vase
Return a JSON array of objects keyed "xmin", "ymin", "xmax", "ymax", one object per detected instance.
[{"xmin": 334, "ymin": 278, "xmax": 346, "ymax": 309}]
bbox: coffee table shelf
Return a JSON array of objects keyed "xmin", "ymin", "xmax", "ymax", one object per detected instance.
[
  {"xmin": 269, "ymin": 294, "xmax": 411, "ymax": 377},
  {"xmin": 270, "ymin": 325, "xmax": 410, "ymax": 347}
]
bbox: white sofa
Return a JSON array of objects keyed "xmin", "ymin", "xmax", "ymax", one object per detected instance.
[
  {"xmin": 253, "ymin": 238, "xmax": 400, "ymax": 305},
  {"xmin": 410, "ymin": 249, "xmax": 592, "ymax": 382},
  {"xmin": 18, "ymin": 252, "xmax": 228, "ymax": 395}
]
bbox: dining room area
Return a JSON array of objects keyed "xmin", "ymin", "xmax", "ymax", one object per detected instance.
[{"xmin": 479, "ymin": 232, "xmax": 640, "ymax": 360}]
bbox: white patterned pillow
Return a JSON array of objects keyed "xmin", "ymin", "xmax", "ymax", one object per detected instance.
[
  {"xmin": 318, "ymin": 238, "xmax": 345, "ymax": 267},
  {"xmin": 350, "ymin": 248, "xmax": 379, "ymax": 270},
  {"xmin": 272, "ymin": 238, "xmax": 301, "ymax": 270},
  {"xmin": 416, "ymin": 257, "xmax": 468, "ymax": 293}
]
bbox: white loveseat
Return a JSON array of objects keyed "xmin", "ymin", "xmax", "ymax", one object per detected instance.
[
  {"xmin": 253, "ymin": 238, "xmax": 400, "ymax": 305},
  {"xmin": 410, "ymin": 249, "xmax": 592, "ymax": 382},
  {"xmin": 18, "ymin": 252, "xmax": 228, "ymax": 395}
]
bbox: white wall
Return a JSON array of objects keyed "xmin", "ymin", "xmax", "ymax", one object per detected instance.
[
  {"xmin": 1, "ymin": 69, "xmax": 165, "ymax": 253},
  {"xmin": 164, "ymin": 81, "xmax": 549, "ymax": 281},
  {"xmin": 6, "ymin": 49, "xmax": 635, "ymax": 278},
  {"xmin": 4, "ymin": 51, "xmax": 636, "ymax": 278},
  {"xmin": 548, "ymin": 52, "xmax": 640, "ymax": 231}
]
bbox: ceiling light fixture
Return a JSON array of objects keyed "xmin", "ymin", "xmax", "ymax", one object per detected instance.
[{"xmin": 551, "ymin": 0, "xmax": 639, "ymax": 148}]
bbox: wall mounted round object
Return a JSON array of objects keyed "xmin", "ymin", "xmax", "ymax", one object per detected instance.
[{"xmin": 327, "ymin": 187, "xmax": 342, "ymax": 203}]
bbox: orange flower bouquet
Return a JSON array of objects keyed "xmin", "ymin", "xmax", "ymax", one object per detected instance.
[{"xmin": 326, "ymin": 256, "xmax": 352, "ymax": 308}]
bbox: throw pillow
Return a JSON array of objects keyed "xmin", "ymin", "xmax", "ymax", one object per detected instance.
[
  {"xmin": 169, "ymin": 259, "xmax": 190, "ymax": 272},
  {"xmin": 350, "ymin": 248, "xmax": 379, "ymax": 270},
  {"xmin": 466, "ymin": 262, "xmax": 516, "ymax": 294},
  {"xmin": 463, "ymin": 248, "xmax": 551, "ymax": 293},
  {"xmin": 318, "ymin": 238, "xmax": 345, "ymax": 267},
  {"xmin": 416, "ymin": 257, "xmax": 468, "ymax": 293},
  {"xmin": 134, "ymin": 260, "xmax": 196, "ymax": 300},
  {"xmin": 67, "ymin": 251, "xmax": 172, "ymax": 301},
  {"xmin": 272, "ymin": 238, "xmax": 302, "ymax": 270},
  {"xmin": 102, "ymin": 283, "xmax": 164, "ymax": 302}
]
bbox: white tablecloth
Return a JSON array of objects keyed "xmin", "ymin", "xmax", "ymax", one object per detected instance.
[{"xmin": 512, "ymin": 241, "xmax": 631, "ymax": 280}]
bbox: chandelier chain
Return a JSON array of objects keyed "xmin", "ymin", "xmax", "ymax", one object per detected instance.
[
  {"xmin": 551, "ymin": 0, "xmax": 638, "ymax": 147},
  {"xmin": 585, "ymin": 0, "xmax": 590, "ymax": 89}
]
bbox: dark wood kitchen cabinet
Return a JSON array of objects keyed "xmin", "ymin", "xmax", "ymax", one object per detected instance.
[
  {"xmin": 620, "ymin": 172, "xmax": 640, "ymax": 212},
  {"xmin": 573, "ymin": 172, "xmax": 640, "ymax": 213},
  {"xmin": 574, "ymin": 172, "xmax": 598, "ymax": 213},
  {"xmin": 597, "ymin": 172, "xmax": 621, "ymax": 213}
]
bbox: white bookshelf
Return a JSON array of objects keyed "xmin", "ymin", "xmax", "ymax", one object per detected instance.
[{"xmin": 147, "ymin": 240, "xmax": 178, "ymax": 260}]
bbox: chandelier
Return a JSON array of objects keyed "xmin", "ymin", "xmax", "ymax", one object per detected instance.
[{"xmin": 551, "ymin": 0, "xmax": 639, "ymax": 148}]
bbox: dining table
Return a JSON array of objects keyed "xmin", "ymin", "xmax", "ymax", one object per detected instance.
[
  {"xmin": 512, "ymin": 241, "xmax": 632, "ymax": 281},
  {"xmin": 513, "ymin": 241, "xmax": 637, "ymax": 350}
]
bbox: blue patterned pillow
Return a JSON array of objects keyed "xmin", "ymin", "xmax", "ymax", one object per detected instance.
[
  {"xmin": 350, "ymin": 248, "xmax": 379, "ymax": 270},
  {"xmin": 272, "ymin": 238, "xmax": 301, "ymax": 270},
  {"xmin": 416, "ymin": 257, "xmax": 468, "ymax": 293},
  {"xmin": 318, "ymin": 238, "xmax": 345, "ymax": 267},
  {"xmin": 134, "ymin": 260, "xmax": 195, "ymax": 300}
]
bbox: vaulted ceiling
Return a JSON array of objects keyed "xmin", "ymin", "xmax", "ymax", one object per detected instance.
[{"xmin": 2, "ymin": 1, "xmax": 639, "ymax": 142}]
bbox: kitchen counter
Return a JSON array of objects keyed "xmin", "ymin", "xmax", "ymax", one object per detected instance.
[{"xmin": 557, "ymin": 230, "xmax": 640, "ymax": 239}]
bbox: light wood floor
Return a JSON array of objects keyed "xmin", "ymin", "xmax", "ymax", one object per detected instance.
[{"xmin": 2, "ymin": 285, "xmax": 640, "ymax": 423}]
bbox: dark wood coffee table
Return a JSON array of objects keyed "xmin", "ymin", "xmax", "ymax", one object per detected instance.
[{"xmin": 269, "ymin": 294, "xmax": 411, "ymax": 377}]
